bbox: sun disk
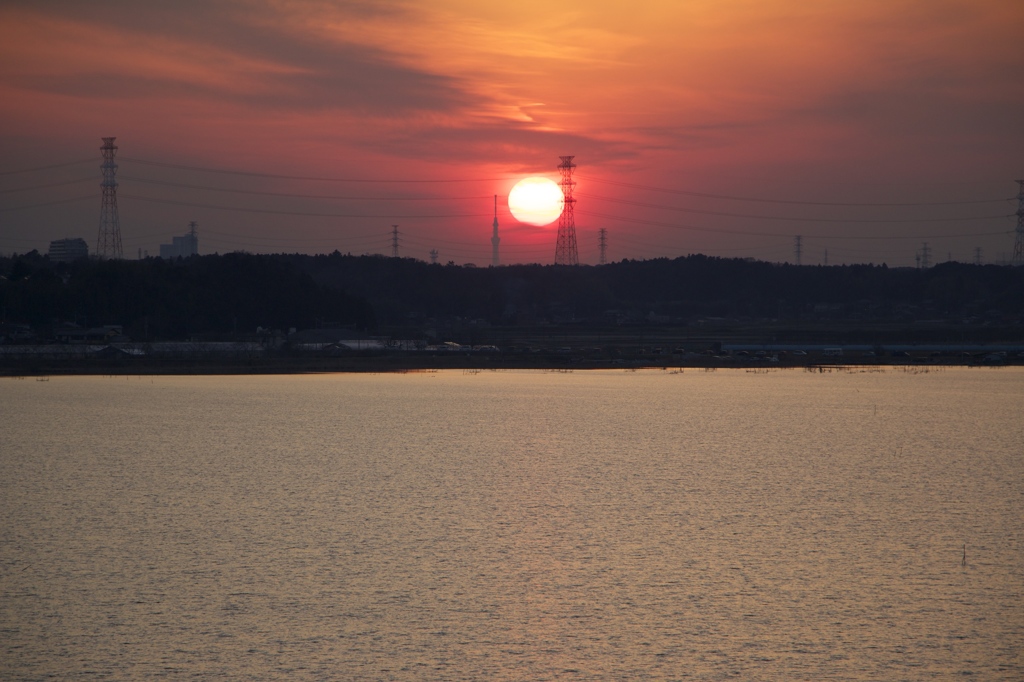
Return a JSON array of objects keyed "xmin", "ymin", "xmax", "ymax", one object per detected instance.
[{"xmin": 508, "ymin": 177, "xmax": 564, "ymax": 226}]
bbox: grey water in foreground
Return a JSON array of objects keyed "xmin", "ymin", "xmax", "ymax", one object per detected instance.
[{"xmin": 2, "ymin": 368, "xmax": 1021, "ymax": 680}]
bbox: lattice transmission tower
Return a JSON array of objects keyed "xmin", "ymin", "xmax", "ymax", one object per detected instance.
[
  {"xmin": 598, "ymin": 228, "xmax": 607, "ymax": 265},
  {"xmin": 96, "ymin": 137, "xmax": 122, "ymax": 259},
  {"xmin": 391, "ymin": 224, "xmax": 400, "ymax": 258},
  {"xmin": 554, "ymin": 156, "xmax": 578, "ymax": 265},
  {"xmin": 1014, "ymin": 180, "xmax": 1024, "ymax": 264}
]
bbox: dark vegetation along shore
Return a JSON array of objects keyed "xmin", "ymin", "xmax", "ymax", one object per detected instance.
[{"xmin": 2, "ymin": 250, "xmax": 1023, "ymax": 374}]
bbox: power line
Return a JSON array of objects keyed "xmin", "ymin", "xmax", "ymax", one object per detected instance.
[
  {"xmin": 119, "ymin": 231, "xmax": 203, "ymax": 245},
  {"xmin": 120, "ymin": 194, "xmax": 491, "ymax": 219},
  {"xmin": 595, "ymin": 238, "xmax": 795, "ymax": 260},
  {"xmin": 201, "ymin": 229, "xmax": 390, "ymax": 245},
  {"xmin": 609, "ymin": 231, "xmax": 914, "ymax": 260},
  {"xmin": 402, "ymin": 234, "xmax": 499, "ymax": 249},
  {"xmin": 579, "ymin": 193, "xmax": 1013, "ymax": 223},
  {"xmin": 119, "ymin": 175, "xmax": 493, "ymax": 201},
  {"xmin": 4, "ymin": 153, "xmax": 1017, "ymax": 266},
  {"xmin": 191, "ymin": 229, "xmax": 391, "ymax": 245},
  {"xmin": 395, "ymin": 244, "xmax": 542, "ymax": 259},
  {"xmin": 0, "ymin": 158, "xmax": 94, "ymax": 176},
  {"xmin": 798, "ymin": 241, "xmax": 903, "ymax": 257},
  {"xmin": 401, "ymin": 234, "xmax": 551, "ymax": 253},
  {"xmin": 0, "ymin": 156, "xmax": 1010, "ymax": 206},
  {"xmin": 120, "ymin": 157, "xmax": 504, "ymax": 183},
  {"xmin": 401, "ymin": 237, "xmax": 551, "ymax": 256},
  {"xmin": 401, "ymin": 231, "xmax": 551, "ymax": 250},
  {"xmin": 0, "ymin": 194, "xmax": 96, "ymax": 212},
  {"xmin": 578, "ymin": 175, "xmax": 1015, "ymax": 207},
  {"xmin": 612, "ymin": 231, "xmax": 805, "ymax": 256},
  {"xmin": 117, "ymin": 171, "xmax": 1015, "ymax": 222},
  {"xmin": 0, "ymin": 177, "xmax": 96, "ymax": 194},
  {"xmin": 0, "ymin": 235, "xmax": 53, "ymax": 246},
  {"xmin": 576, "ymin": 208, "xmax": 1014, "ymax": 241}
]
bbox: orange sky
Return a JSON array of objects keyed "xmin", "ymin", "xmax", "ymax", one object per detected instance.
[{"xmin": 1, "ymin": 0, "xmax": 1022, "ymax": 265}]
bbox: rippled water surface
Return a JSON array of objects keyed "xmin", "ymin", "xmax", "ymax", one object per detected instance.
[{"xmin": 2, "ymin": 368, "xmax": 1022, "ymax": 680}]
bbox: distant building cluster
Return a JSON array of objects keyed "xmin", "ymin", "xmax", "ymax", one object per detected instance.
[
  {"xmin": 47, "ymin": 238, "xmax": 89, "ymax": 263},
  {"xmin": 160, "ymin": 224, "xmax": 198, "ymax": 259}
]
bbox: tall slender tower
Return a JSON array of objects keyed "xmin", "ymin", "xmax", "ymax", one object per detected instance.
[
  {"xmin": 491, "ymin": 195, "xmax": 500, "ymax": 266},
  {"xmin": 598, "ymin": 228, "xmax": 607, "ymax": 265},
  {"xmin": 554, "ymin": 156, "xmax": 578, "ymax": 265},
  {"xmin": 96, "ymin": 137, "xmax": 122, "ymax": 259},
  {"xmin": 391, "ymin": 225, "xmax": 400, "ymax": 258},
  {"xmin": 920, "ymin": 241, "xmax": 931, "ymax": 269},
  {"xmin": 1013, "ymin": 180, "xmax": 1024, "ymax": 264},
  {"xmin": 793, "ymin": 235, "xmax": 802, "ymax": 265},
  {"xmin": 187, "ymin": 220, "xmax": 199, "ymax": 256}
]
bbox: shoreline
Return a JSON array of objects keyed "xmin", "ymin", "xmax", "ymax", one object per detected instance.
[{"xmin": 2, "ymin": 354, "xmax": 1019, "ymax": 377}]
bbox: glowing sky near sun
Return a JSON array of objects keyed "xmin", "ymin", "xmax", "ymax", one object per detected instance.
[{"xmin": 0, "ymin": 1, "xmax": 1022, "ymax": 265}]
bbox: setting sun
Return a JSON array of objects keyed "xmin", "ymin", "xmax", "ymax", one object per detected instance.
[{"xmin": 508, "ymin": 177, "xmax": 564, "ymax": 226}]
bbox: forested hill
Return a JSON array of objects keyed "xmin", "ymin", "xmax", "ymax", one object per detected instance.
[
  {"xmin": 291, "ymin": 252, "xmax": 1024, "ymax": 325},
  {"xmin": 0, "ymin": 252, "xmax": 374, "ymax": 339},
  {"xmin": 2, "ymin": 250, "xmax": 1022, "ymax": 340}
]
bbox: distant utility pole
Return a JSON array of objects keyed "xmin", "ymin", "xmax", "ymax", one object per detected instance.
[
  {"xmin": 554, "ymin": 156, "xmax": 578, "ymax": 265},
  {"xmin": 920, "ymin": 241, "xmax": 931, "ymax": 269},
  {"xmin": 1014, "ymin": 180, "xmax": 1024, "ymax": 264},
  {"xmin": 96, "ymin": 137, "xmax": 122, "ymax": 259},
  {"xmin": 793, "ymin": 235, "xmax": 802, "ymax": 265},
  {"xmin": 391, "ymin": 225, "xmax": 400, "ymax": 258},
  {"xmin": 430, "ymin": 249, "xmax": 439, "ymax": 265},
  {"xmin": 598, "ymin": 228, "xmax": 607, "ymax": 265},
  {"xmin": 974, "ymin": 247, "xmax": 982, "ymax": 265}
]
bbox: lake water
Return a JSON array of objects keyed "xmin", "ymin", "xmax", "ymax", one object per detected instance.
[{"xmin": 2, "ymin": 367, "xmax": 1022, "ymax": 680}]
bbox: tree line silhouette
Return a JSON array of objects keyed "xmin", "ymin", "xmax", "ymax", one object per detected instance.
[{"xmin": 2, "ymin": 250, "xmax": 1022, "ymax": 341}]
